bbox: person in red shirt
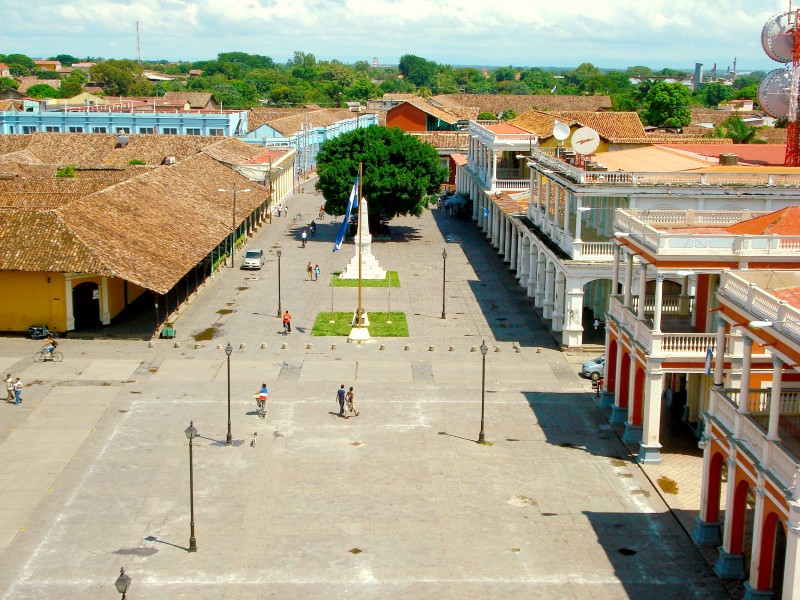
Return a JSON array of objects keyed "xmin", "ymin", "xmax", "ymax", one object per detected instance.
[{"xmin": 282, "ymin": 310, "xmax": 292, "ymax": 334}]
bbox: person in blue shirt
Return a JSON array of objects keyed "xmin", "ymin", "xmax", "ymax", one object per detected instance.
[
  {"xmin": 256, "ymin": 384, "xmax": 268, "ymax": 415},
  {"xmin": 335, "ymin": 384, "xmax": 346, "ymax": 417}
]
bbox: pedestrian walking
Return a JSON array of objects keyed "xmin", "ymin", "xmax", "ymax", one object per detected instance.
[
  {"xmin": 13, "ymin": 377, "xmax": 22, "ymax": 405},
  {"xmin": 282, "ymin": 310, "xmax": 292, "ymax": 334},
  {"xmin": 307, "ymin": 262, "xmax": 313, "ymax": 281},
  {"xmin": 301, "ymin": 229, "xmax": 308, "ymax": 248},
  {"xmin": 314, "ymin": 264, "xmax": 320, "ymax": 281},
  {"xmin": 5, "ymin": 373, "xmax": 13, "ymax": 403},
  {"xmin": 319, "ymin": 204, "xmax": 325, "ymax": 219},
  {"xmin": 345, "ymin": 386, "xmax": 359, "ymax": 417},
  {"xmin": 335, "ymin": 384, "xmax": 346, "ymax": 417}
]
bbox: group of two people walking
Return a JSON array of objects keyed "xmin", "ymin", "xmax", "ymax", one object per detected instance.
[
  {"xmin": 336, "ymin": 384, "xmax": 358, "ymax": 418},
  {"xmin": 5, "ymin": 373, "xmax": 22, "ymax": 405}
]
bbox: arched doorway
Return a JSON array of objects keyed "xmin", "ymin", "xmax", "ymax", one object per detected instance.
[
  {"xmin": 707, "ymin": 451, "xmax": 725, "ymax": 523},
  {"xmin": 758, "ymin": 511, "xmax": 787, "ymax": 596},
  {"xmin": 72, "ymin": 281, "xmax": 100, "ymax": 330}
]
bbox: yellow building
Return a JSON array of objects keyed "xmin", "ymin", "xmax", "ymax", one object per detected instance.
[{"xmin": 0, "ymin": 134, "xmax": 290, "ymax": 334}]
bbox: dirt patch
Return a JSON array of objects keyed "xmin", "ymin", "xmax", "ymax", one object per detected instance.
[
  {"xmin": 217, "ymin": 309, "xmax": 233, "ymax": 315},
  {"xmin": 193, "ymin": 326, "xmax": 217, "ymax": 341},
  {"xmin": 657, "ymin": 476, "xmax": 679, "ymax": 495},
  {"xmin": 236, "ymin": 287, "xmax": 249, "ymax": 291}
]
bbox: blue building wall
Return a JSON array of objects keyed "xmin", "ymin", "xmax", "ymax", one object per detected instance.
[
  {"xmin": 0, "ymin": 110, "xmax": 248, "ymax": 136},
  {"xmin": 243, "ymin": 113, "xmax": 378, "ymax": 175}
]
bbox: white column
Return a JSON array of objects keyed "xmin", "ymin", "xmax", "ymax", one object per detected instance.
[
  {"xmin": 497, "ymin": 212, "xmax": 506, "ymax": 253},
  {"xmin": 614, "ymin": 340, "xmax": 625, "ymax": 408},
  {"xmin": 543, "ymin": 263, "xmax": 555, "ymax": 318},
  {"xmin": 747, "ymin": 486, "xmax": 767, "ymax": 592},
  {"xmin": 544, "ymin": 180, "xmax": 551, "ymax": 223},
  {"xmin": 623, "ymin": 252, "xmax": 633, "ymax": 308},
  {"xmin": 534, "ymin": 253, "xmax": 546, "ymax": 306},
  {"xmin": 526, "ymin": 246, "xmax": 536, "ymax": 297},
  {"xmin": 638, "ymin": 367, "xmax": 664, "ymax": 463},
  {"xmin": 767, "ymin": 355, "xmax": 784, "ymax": 441},
  {"xmin": 562, "ymin": 276, "xmax": 585, "ymax": 348},
  {"xmin": 100, "ymin": 276, "xmax": 111, "ymax": 325},
  {"xmin": 714, "ymin": 322, "xmax": 726, "ymax": 387},
  {"xmin": 652, "ymin": 273, "xmax": 664, "ymax": 333},
  {"xmin": 783, "ymin": 516, "xmax": 800, "ymax": 599},
  {"xmin": 637, "ymin": 265, "xmax": 647, "ymax": 320},
  {"xmin": 491, "ymin": 150, "xmax": 498, "ymax": 188},
  {"xmin": 510, "ymin": 227, "xmax": 518, "ymax": 270},
  {"xmin": 515, "ymin": 234, "xmax": 524, "ymax": 279},
  {"xmin": 611, "ymin": 244, "xmax": 620, "ymax": 296},
  {"xmin": 575, "ymin": 204, "xmax": 584, "ymax": 241},
  {"xmin": 739, "ymin": 336, "xmax": 753, "ymax": 415},
  {"xmin": 65, "ymin": 276, "xmax": 75, "ymax": 331},
  {"xmin": 552, "ymin": 273, "xmax": 565, "ymax": 332}
]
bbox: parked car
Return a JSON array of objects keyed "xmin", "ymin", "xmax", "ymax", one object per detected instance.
[
  {"xmin": 241, "ymin": 249, "xmax": 265, "ymax": 270},
  {"xmin": 581, "ymin": 355, "xmax": 605, "ymax": 381}
]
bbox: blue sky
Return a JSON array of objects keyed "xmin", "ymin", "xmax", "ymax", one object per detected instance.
[{"xmin": 0, "ymin": 0, "xmax": 790, "ymax": 71}]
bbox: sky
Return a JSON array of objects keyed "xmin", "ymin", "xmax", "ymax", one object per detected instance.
[{"xmin": 0, "ymin": 0, "xmax": 793, "ymax": 72}]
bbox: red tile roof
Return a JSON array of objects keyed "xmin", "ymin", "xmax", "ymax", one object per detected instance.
[
  {"xmin": 451, "ymin": 153, "xmax": 467, "ymax": 166},
  {"xmin": 726, "ymin": 207, "xmax": 800, "ymax": 235}
]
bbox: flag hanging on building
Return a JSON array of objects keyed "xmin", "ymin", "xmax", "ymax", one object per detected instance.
[
  {"xmin": 483, "ymin": 208, "xmax": 490, "ymax": 217},
  {"xmin": 705, "ymin": 345, "xmax": 713, "ymax": 377},
  {"xmin": 333, "ymin": 176, "xmax": 358, "ymax": 252}
]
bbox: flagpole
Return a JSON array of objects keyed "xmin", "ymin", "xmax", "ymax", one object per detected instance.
[{"xmin": 357, "ymin": 161, "xmax": 363, "ymax": 326}]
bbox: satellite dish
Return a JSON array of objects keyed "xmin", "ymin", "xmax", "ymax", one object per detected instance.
[
  {"xmin": 571, "ymin": 126, "xmax": 600, "ymax": 155},
  {"xmin": 762, "ymin": 13, "xmax": 794, "ymax": 63},
  {"xmin": 553, "ymin": 121, "xmax": 570, "ymax": 141},
  {"xmin": 758, "ymin": 68, "xmax": 791, "ymax": 118}
]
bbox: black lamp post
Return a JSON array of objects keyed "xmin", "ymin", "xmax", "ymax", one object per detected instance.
[
  {"xmin": 276, "ymin": 250, "xmax": 282, "ymax": 317},
  {"xmin": 114, "ymin": 567, "xmax": 131, "ymax": 599},
  {"xmin": 441, "ymin": 248, "xmax": 447, "ymax": 319},
  {"xmin": 225, "ymin": 342, "xmax": 233, "ymax": 446},
  {"xmin": 478, "ymin": 340, "xmax": 488, "ymax": 444},
  {"xmin": 185, "ymin": 421, "xmax": 198, "ymax": 552}
]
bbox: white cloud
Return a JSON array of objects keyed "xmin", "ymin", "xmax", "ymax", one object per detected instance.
[{"xmin": 0, "ymin": 0, "xmax": 789, "ymax": 69}]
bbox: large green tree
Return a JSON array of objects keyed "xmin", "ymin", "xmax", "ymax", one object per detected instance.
[
  {"xmin": 714, "ymin": 116, "xmax": 764, "ymax": 144},
  {"xmin": 0, "ymin": 77, "xmax": 19, "ymax": 92},
  {"xmin": 643, "ymin": 81, "xmax": 691, "ymax": 127},
  {"xmin": 25, "ymin": 83, "xmax": 61, "ymax": 99},
  {"xmin": 89, "ymin": 60, "xmax": 141, "ymax": 96},
  {"xmin": 315, "ymin": 126, "xmax": 448, "ymax": 222},
  {"xmin": 398, "ymin": 54, "xmax": 437, "ymax": 88}
]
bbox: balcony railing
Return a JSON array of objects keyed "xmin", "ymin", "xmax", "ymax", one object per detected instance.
[
  {"xmin": 525, "ymin": 148, "xmax": 800, "ymax": 187},
  {"xmin": 724, "ymin": 388, "xmax": 800, "ymax": 415},
  {"xmin": 495, "ymin": 179, "xmax": 530, "ymax": 191},
  {"xmin": 609, "ymin": 297, "xmax": 728, "ymax": 357},
  {"xmin": 573, "ymin": 241, "xmax": 615, "ymax": 261},
  {"xmin": 630, "ymin": 294, "xmax": 693, "ymax": 315},
  {"xmin": 709, "ymin": 387, "xmax": 800, "ymax": 490},
  {"xmin": 720, "ymin": 272, "xmax": 800, "ymax": 342}
]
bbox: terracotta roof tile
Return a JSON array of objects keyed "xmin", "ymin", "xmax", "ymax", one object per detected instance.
[
  {"xmin": 408, "ymin": 131, "xmax": 470, "ymax": 151},
  {"xmin": 162, "ymin": 92, "xmax": 216, "ymax": 108},
  {"xmin": 259, "ymin": 108, "xmax": 358, "ymax": 136},
  {"xmin": 431, "ymin": 94, "xmax": 612, "ymax": 114},
  {"xmin": 248, "ymin": 108, "xmax": 309, "ymax": 132}
]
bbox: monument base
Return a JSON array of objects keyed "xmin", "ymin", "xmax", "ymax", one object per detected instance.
[
  {"xmin": 351, "ymin": 311, "xmax": 371, "ymax": 327},
  {"xmin": 348, "ymin": 327, "xmax": 371, "ymax": 342}
]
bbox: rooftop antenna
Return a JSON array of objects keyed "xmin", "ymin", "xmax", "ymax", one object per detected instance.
[{"xmin": 136, "ymin": 21, "xmax": 142, "ymax": 64}]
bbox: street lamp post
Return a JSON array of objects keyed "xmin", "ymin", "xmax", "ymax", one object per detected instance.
[
  {"xmin": 185, "ymin": 421, "xmax": 198, "ymax": 552},
  {"xmin": 441, "ymin": 248, "xmax": 447, "ymax": 319},
  {"xmin": 276, "ymin": 250, "xmax": 282, "ymax": 317},
  {"xmin": 114, "ymin": 567, "xmax": 132, "ymax": 599},
  {"xmin": 218, "ymin": 186, "xmax": 251, "ymax": 268},
  {"xmin": 478, "ymin": 340, "xmax": 488, "ymax": 444},
  {"xmin": 225, "ymin": 342, "xmax": 233, "ymax": 446}
]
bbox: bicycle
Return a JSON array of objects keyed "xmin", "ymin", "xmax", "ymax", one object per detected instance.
[
  {"xmin": 28, "ymin": 325, "xmax": 59, "ymax": 340},
  {"xmin": 35, "ymin": 350, "xmax": 63, "ymax": 362},
  {"xmin": 254, "ymin": 394, "xmax": 267, "ymax": 419}
]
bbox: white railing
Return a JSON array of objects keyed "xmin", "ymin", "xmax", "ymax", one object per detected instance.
[
  {"xmin": 712, "ymin": 389, "xmax": 737, "ymax": 432},
  {"xmin": 720, "ymin": 272, "xmax": 800, "ymax": 342},
  {"xmin": 574, "ymin": 241, "xmax": 614, "ymax": 260},
  {"xmin": 630, "ymin": 295, "xmax": 692, "ymax": 315},
  {"xmin": 495, "ymin": 179, "xmax": 530, "ymax": 191},
  {"xmin": 710, "ymin": 388, "xmax": 800, "ymax": 489},
  {"xmin": 469, "ymin": 121, "xmax": 539, "ymax": 147},
  {"xmin": 660, "ymin": 333, "xmax": 718, "ymax": 355}
]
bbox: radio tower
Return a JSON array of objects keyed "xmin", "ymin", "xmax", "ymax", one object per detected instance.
[{"xmin": 787, "ymin": 9, "xmax": 800, "ymax": 166}]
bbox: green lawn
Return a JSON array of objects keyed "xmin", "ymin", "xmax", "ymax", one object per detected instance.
[
  {"xmin": 311, "ymin": 311, "xmax": 409, "ymax": 337},
  {"xmin": 329, "ymin": 271, "xmax": 400, "ymax": 287}
]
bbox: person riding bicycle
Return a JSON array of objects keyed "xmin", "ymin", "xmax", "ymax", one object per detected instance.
[
  {"xmin": 43, "ymin": 336, "xmax": 58, "ymax": 357},
  {"xmin": 255, "ymin": 383, "xmax": 268, "ymax": 415}
]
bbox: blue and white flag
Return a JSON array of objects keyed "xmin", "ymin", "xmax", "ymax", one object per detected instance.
[
  {"xmin": 333, "ymin": 176, "xmax": 358, "ymax": 252},
  {"xmin": 483, "ymin": 208, "xmax": 490, "ymax": 217},
  {"xmin": 705, "ymin": 345, "xmax": 713, "ymax": 376},
  {"xmin": 550, "ymin": 85, "xmax": 557, "ymax": 94}
]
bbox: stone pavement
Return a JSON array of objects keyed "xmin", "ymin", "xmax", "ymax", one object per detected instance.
[{"xmin": 0, "ymin": 180, "xmax": 727, "ymax": 599}]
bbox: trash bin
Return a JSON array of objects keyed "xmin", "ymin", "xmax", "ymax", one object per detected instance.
[{"xmin": 161, "ymin": 322, "xmax": 175, "ymax": 339}]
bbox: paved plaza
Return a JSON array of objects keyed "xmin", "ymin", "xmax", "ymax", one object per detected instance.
[{"xmin": 0, "ymin": 182, "xmax": 727, "ymax": 599}]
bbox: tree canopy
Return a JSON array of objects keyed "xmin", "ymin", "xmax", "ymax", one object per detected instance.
[
  {"xmin": 315, "ymin": 126, "xmax": 448, "ymax": 222},
  {"xmin": 643, "ymin": 81, "xmax": 691, "ymax": 128}
]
